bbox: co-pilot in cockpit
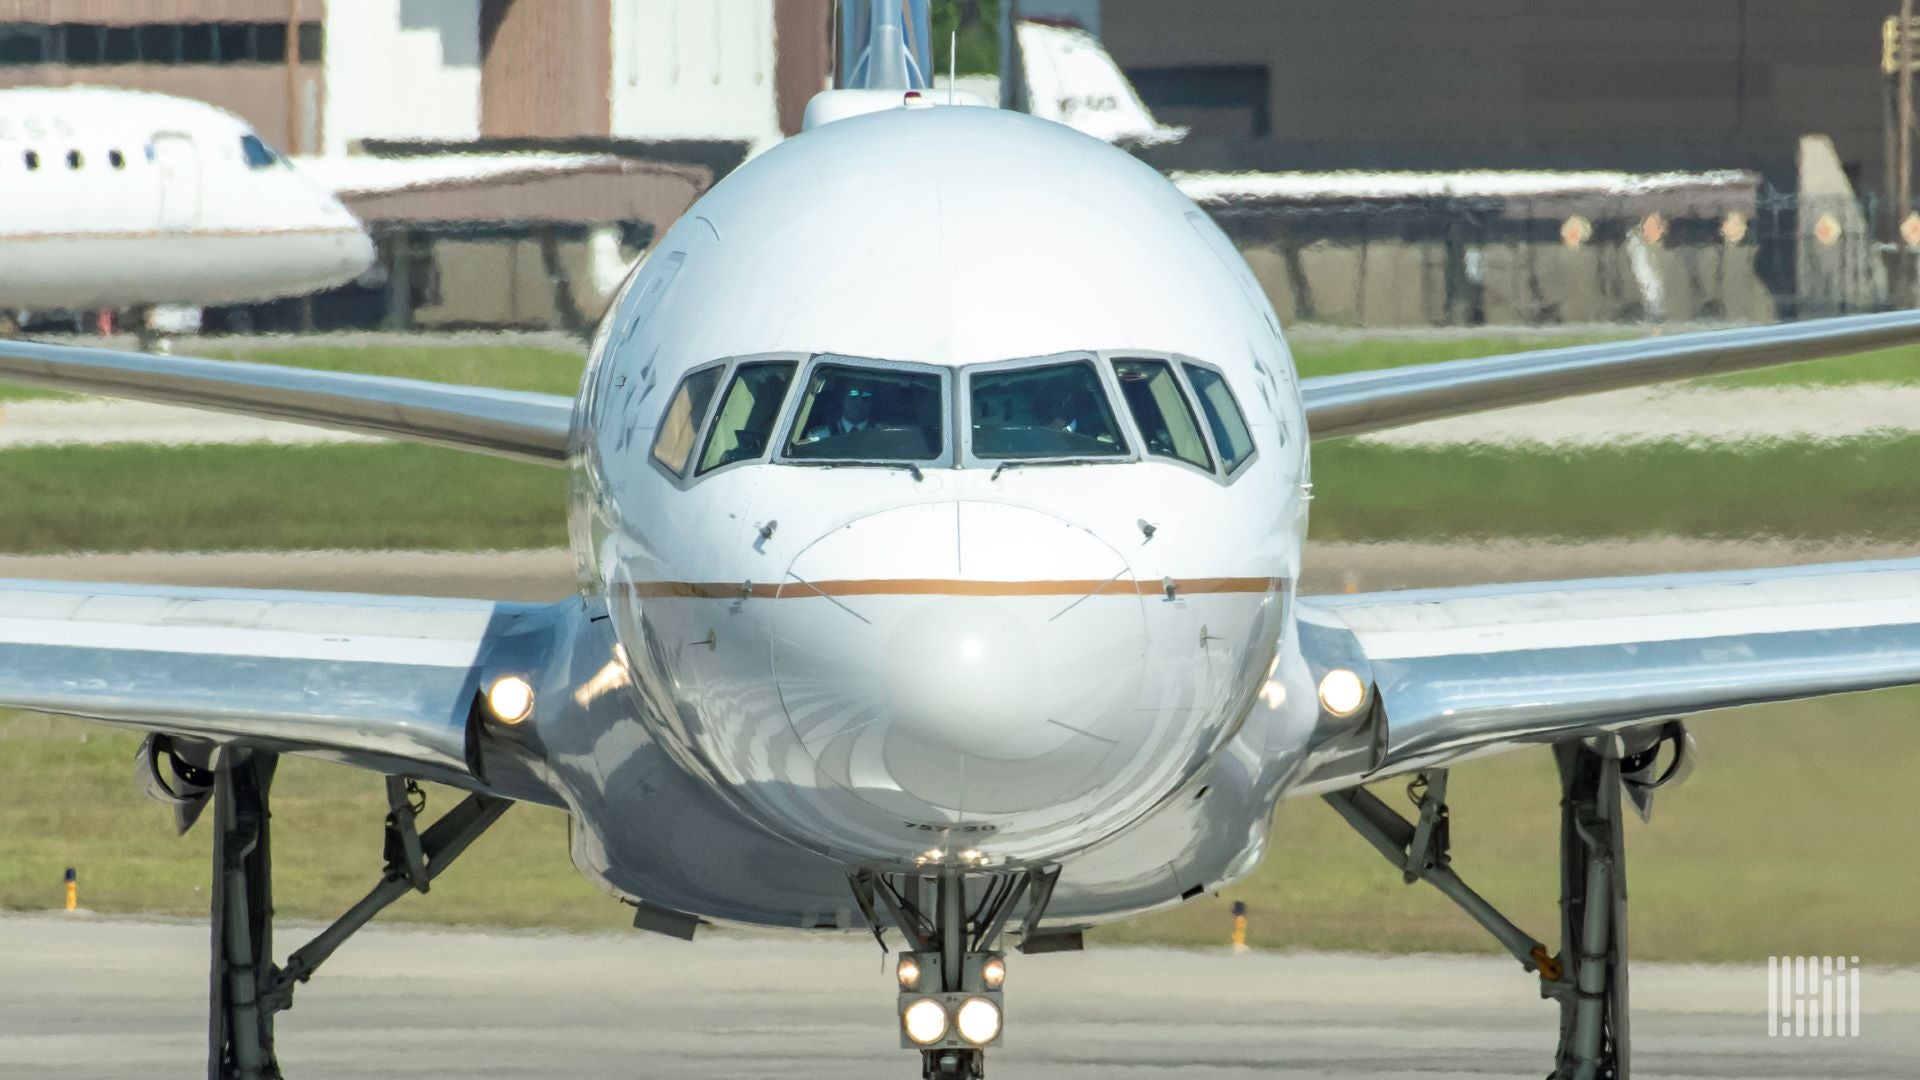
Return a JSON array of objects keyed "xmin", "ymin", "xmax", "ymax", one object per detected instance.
[{"xmin": 788, "ymin": 365, "xmax": 944, "ymax": 461}]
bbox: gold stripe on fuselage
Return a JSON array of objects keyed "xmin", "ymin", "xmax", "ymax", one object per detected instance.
[{"xmin": 623, "ymin": 577, "xmax": 1285, "ymax": 600}]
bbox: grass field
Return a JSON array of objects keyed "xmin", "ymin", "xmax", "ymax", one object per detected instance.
[
  {"xmin": 5, "ymin": 688, "xmax": 1914, "ymax": 963},
  {"xmin": 3, "ymin": 436, "xmax": 1919, "ymax": 553},
  {"xmin": 0, "ymin": 443, "xmax": 564, "ymax": 552}
]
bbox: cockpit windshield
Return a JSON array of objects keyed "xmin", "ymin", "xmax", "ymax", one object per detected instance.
[
  {"xmin": 659, "ymin": 351, "xmax": 1253, "ymax": 483},
  {"xmin": 784, "ymin": 363, "xmax": 944, "ymax": 462},
  {"xmin": 969, "ymin": 361, "xmax": 1128, "ymax": 459}
]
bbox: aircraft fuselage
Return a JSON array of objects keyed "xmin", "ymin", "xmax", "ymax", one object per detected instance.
[{"xmin": 531, "ymin": 107, "xmax": 1332, "ymax": 927}]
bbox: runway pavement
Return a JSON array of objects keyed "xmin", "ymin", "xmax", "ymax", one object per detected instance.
[{"xmin": 1, "ymin": 914, "xmax": 1912, "ymax": 1079}]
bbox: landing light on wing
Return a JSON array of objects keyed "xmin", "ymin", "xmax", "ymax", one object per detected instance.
[
  {"xmin": 486, "ymin": 675, "xmax": 535, "ymax": 725},
  {"xmin": 1318, "ymin": 668, "xmax": 1368, "ymax": 718}
]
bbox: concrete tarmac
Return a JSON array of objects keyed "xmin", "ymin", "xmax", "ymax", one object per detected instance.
[{"xmin": 2, "ymin": 915, "xmax": 1912, "ymax": 1080}]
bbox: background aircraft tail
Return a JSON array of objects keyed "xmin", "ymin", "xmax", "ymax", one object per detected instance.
[{"xmin": 839, "ymin": 0, "xmax": 933, "ymax": 91}]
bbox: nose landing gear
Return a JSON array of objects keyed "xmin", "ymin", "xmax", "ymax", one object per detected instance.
[{"xmin": 853, "ymin": 867, "xmax": 1055, "ymax": 1079}]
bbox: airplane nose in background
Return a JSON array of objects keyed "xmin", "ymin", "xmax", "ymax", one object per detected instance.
[
  {"xmin": 772, "ymin": 502, "xmax": 1149, "ymax": 819},
  {"xmin": 342, "ymin": 226, "xmax": 376, "ymax": 277}
]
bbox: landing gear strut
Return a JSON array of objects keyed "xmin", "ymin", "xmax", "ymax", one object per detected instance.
[
  {"xmin": 207, "ymin": 749, "xmax": 510, "ymax": 1080},
  {"xmin": 853, "ymin": 867, "xmax": 1059, "ymax": 1079},
  {"xmin": 1324, "ymin": 742, "xmax": 1630, "ymax": 1079}
]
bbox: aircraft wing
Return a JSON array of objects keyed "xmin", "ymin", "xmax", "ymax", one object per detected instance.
[
  {"xmin": 1295, "ymin": 558, "xmax": 1920, "ymax": 782},
  {"xmin": 0, "ymin": 340, "xmax": 572, "ymax": 465},
  {"xmin": 0, "ymin": 578, "xmax": 562, "ymax": 802},
  {"xmin": 1300, "ymin": 310, "xmax": 1920, "ymax": 439}
]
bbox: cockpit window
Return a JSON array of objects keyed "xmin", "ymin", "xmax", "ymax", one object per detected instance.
[
  {"xmin": 1112, "ymin": 359, "xmax": 1212, "ymax": 470},
  {"xmin": 239, "ymin": 134, "xmax": 281, "ymax": 169},
  {"xmin": 698, "ymin": 361, "xmax": 796, "ymax": 474},
  {"xmin": 969, "ymin": 361, "xmax": 1127, "ymax": 460},
  {"xmin": 651, "ymin": 366, "xmax": 723, "ymax": 476},
  {"xmin": 784, "ymin": 363, "xmax": 944, "ymax": 462},
  {"xmin": 1182, "ymin": 363, "xmax": 1254, "ymax": 474}
]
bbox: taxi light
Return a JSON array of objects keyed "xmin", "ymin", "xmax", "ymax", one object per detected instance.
[
  {"xmin": 902, "ymin": 997, "xmax": 948, "ymax": 1045},
  {"xmin": 980, "ymin": 956, "xmax": 1006, "ymax": 989},
  {"xmin": 955, "ymin": 997, "xmax": 1001, "ymax": 1045},
  {"xmin": 1317, "ymin": 668, "xmax": 1367, "ymax": 718},
  {"xmin": 486, "ymin": 675, "xmax": 535, "ymax": 724},
  {"xmin": 897, "ymin": 955, "xmax": 922, "ymax": 990}
]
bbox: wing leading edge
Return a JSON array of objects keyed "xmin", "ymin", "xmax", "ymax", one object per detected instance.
[
  {"xmin": 1294, "ymin": 558, "xmax": 1920, "ymax": 786},
  {"xmin": 0, "ymin": 578, "xmax": 563, "ymax": 802},
  {"xmin": 0, "ymin": 340, "xmax": 572, "ymax": 465},
  {"xmin": 1300, "ymin": 310, "xmax": 1920, "ymax": 440}
]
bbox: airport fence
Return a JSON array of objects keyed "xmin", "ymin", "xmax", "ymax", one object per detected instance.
[{"xmin": 1213, "ymin": 189, "xmax": 1902, "ymax": 329}]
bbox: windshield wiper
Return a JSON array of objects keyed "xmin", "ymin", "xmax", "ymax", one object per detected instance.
[{"xmin": 988, "ymin": 459, "xmax": 1071, "ymax": 480}]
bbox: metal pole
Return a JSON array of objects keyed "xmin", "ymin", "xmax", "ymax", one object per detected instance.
[
  {"xmin": 284, "ymin": 0, "xmax": 301, "ymax": 155},
  {"xmin": 1900, "ymin": 0, "xmax": 1914, "ymax": 306}
]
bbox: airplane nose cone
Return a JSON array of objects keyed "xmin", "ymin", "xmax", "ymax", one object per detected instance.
[
  {"xmin": 881, "ymin": 595, "xmax": 1042, "ymax": 756},
  {"xmin": 772, "ymin": 502, "xmax": 1148, "ymax": 821}
]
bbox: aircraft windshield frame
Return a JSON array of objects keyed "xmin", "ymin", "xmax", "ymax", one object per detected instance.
[
  {"xmin": 960, "ymin": 353, "xmax": 1136, "ymax": 468},
  {"xmin": 657, "ymin": 350, "xmax": 1255, "ymax": 486},
  {"xmin": 776, "ymin": 355, "xmax": 954, "ymax": 468}
]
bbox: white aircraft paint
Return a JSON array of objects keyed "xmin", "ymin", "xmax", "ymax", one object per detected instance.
[{"xmin": 0, "ymin": 87, "xmax": 374, "ymax": 309}]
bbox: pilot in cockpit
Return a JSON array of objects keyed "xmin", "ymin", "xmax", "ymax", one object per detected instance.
[
  {"xmin": 804, "ymin": 385, "xmax": 875, "ymax": 442},
  {"xmin": 1045, "ymin": 389, "xmax": 1100, "ymax": 435}
]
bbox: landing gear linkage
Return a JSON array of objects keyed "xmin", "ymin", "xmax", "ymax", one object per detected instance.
[
  {"xmin": 1323, "ymin": 743, "xmax": 1629, "ymax": 1079},
  {"xmin": 209, "ymin": 749, "xmax": 510, "ymax": 1080}
]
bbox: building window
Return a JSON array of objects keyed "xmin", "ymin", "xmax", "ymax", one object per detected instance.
[
  {"xmin": 102, "ymin": 27, "xmax": 138, "ymax": 64},
  {"xmin": 62, "ymin": 23, "xmax": 103, "ymax": 63},
  {"xmin": 0, "ymin": 24, "xmax": 50, "ymax": 64},
  {"xmin": 297, "ymin": 22, "xmax": 323, "ymax": 64},
  {"xmin": 216, "ymin": 23, "xmax": 251, "ymax": 62},
  {"xmin": 0, "ymin": 22, "xmax": 327, "ymax": 66},
  {"xmin": 136, "ymin": 24, "xmax": 177, "ymax": 64},
  {"xmin": 179, "ymin": 22, "xmax": 215, "ymax": 64},
  {"xmin": 1125, "ymin": 64, "xmax": 1273, "ymax": 138},
  {"xmin": 254, "ymin": 23, "xmax": 287, "ymax": 62}
]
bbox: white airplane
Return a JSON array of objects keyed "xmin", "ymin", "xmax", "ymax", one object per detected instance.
[
  {"xmin": 0, "ymin": 87, "xmax": 374, "ymax": 315},
  {"xmin": 5, "ymin": 6, "xmax": 1920, "ymax": 1078}
]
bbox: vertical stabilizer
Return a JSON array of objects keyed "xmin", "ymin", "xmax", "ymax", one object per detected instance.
[
  {"xmin": 1008, "ymin": 18, "xmax": 1185, "ymax": 147},
  {"xmin": 840, "ymin": 0, "xmax": 934, "ymax": 90}
]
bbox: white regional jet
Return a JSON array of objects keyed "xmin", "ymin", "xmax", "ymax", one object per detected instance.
[
  {"xmin": 0, "ymin": 87, "xmax": 374, "ymax": 316},
  {"xmin": 6, "ymin": 7, "xmax": 1920, "ymax": 1079}
]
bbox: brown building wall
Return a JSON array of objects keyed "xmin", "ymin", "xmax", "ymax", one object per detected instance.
[
  {"xmin": 775, "ymin": 0, "xmax": 833, "ymax": 136},
  {"xmin": 478, "ymin": 0, "xmax": 611, "ymax": 138},
  {"xmin": 0, "ymin": 64, "xmax": 320, "ymax": 151},
  {"xmin": 0, "ymin": 1, "xmax": 324, "ymax": 151},
  {"xmin": 0, "ymin": 0, "xmax": 293, "ymax": 20},
  {"xmin": 1102, "ymin": 0, "xmax": 1895, "ymax": 195}
]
